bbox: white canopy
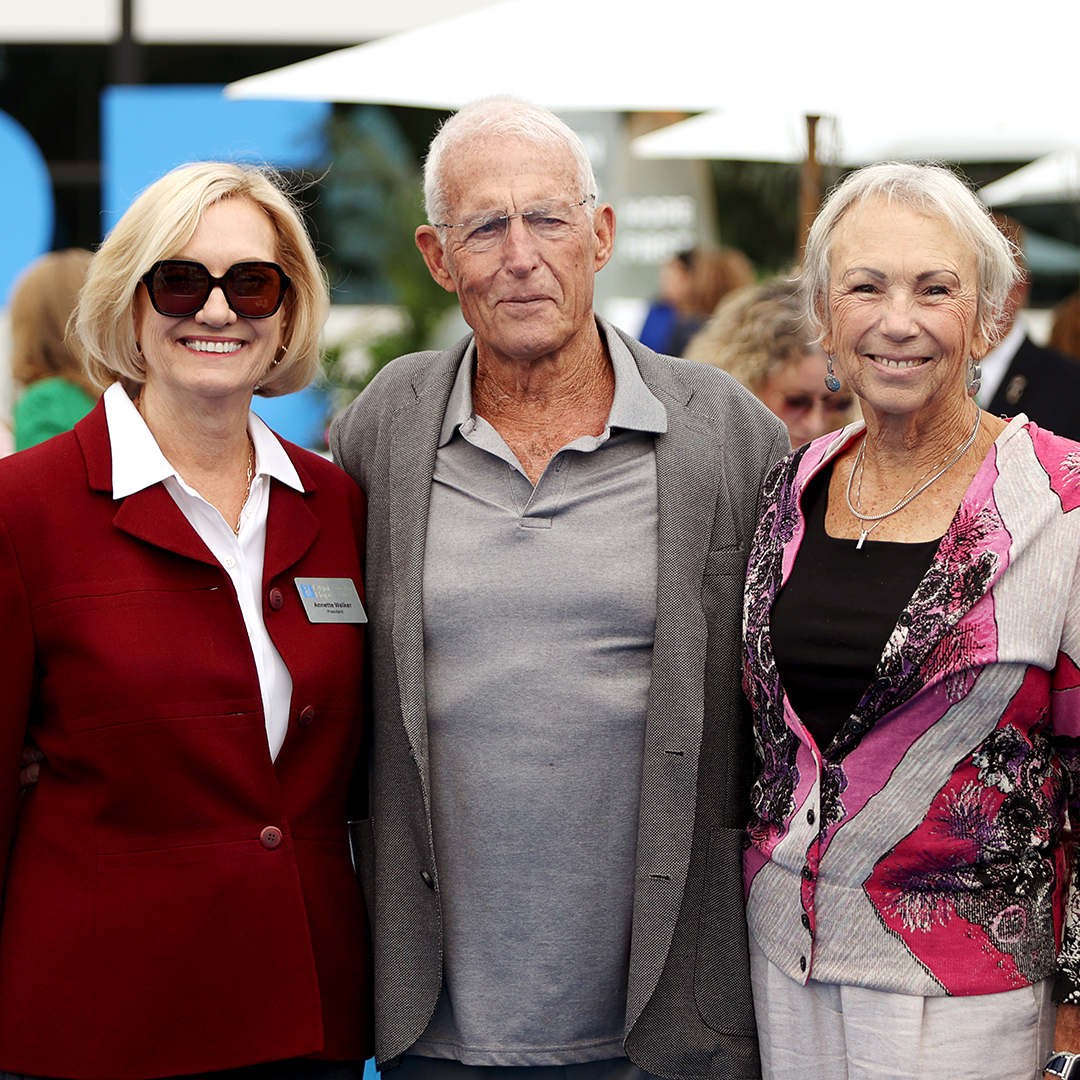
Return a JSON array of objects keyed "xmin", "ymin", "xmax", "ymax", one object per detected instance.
[
  {"xmin": 631, "ymin": 112, "xmax": 847, "ymax": 166},
  {"xmin": 631, "ymin": 108, "xmax": 1080, "ymax": 166},
  {"xmin": 227, "ymin": 0, "xmax": 746, "ymax": 109},
  {"xmin": 227, "ymin": 0, "xmax": 1079, "ymax": 120},
  {"xmin": 980, "ymin": 150, "xmax": 1080, "ymax": 206}
]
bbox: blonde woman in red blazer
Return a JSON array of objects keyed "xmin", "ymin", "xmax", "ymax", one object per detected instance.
[{"xmin": 0, "ymin": 163, "xmax": 371, "ymax": 1080}]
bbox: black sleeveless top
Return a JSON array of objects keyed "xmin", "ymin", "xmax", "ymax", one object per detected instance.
[{"xmin": 769, "ymin": 462, "xmax": 941, "ymax": 749}]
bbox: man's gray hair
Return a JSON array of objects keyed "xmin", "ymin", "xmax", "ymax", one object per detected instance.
[
  {"xmin": 802, "ymin": 161, "xmax": 1022, "ymax": 347},
  {"xmin": 423, "ymin": 96, "xmax": 598, "ymax": 226}
]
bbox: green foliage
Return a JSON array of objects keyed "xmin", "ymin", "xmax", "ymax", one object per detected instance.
[
  {"xmin": 709, "ymin": 159, "xmax": 846, "ymax": 273},
  {"xmin": 318, "ymin": 338, "xmax": 364, "ymax": 418},
  {"xmin": 318, "ymin": 315, "xmax": 420, "ymax": 417},
  {"xmin": 312, "ymin": 104, "xmax": 458, "ymax": 407},
  {"xmin": 708, "ymin": 160, "xmax": 797, "ymax": 272}
]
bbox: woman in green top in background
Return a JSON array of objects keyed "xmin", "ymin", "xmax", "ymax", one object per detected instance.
[{"xmin": 10, "ymin": 249, "xmax": 99, "ymax": 450}]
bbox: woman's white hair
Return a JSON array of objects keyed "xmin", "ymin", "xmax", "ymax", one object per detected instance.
[
  {"xmin": 802, "ymin": 161, "xmax": 1022, "ymax": 347},
  {"xmin": 423, "ymin": 96, "xmax": 597, "ymax": 226}
]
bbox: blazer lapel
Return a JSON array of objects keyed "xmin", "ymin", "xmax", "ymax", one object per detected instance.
[
  {"xmin": 76, "ymin": 405, "xmax": 221, "ymax": 565},
  {"xmin": 642, "ymin": 357, "xmax": 717, "ymax": 767},
  {"xmin": 111, "ymin": 486, "xmax": 222, "ymax": 564},
  {"xmin": 623, "ymin": 339, "xmax": 724, "ymax": 1029},
  {"xmin": 263, "ymin": 454, "xmax": 321, "ymax": 583},
  {"xmin": 987, "ymin": 336, "xmax": 1034, "ymax": 416},
  {"xmin": 79, "ymin": 399, "xmax": 321, "ymax": 574},
  {"xmin": 387, "ymin": 344, "xmax": 468, "ymax": 795}
]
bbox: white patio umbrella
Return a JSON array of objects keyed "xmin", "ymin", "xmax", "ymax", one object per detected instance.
[
  {"xmin": 979, "ymin": 150, "xmax": 1080, "ymax": 207},
  {"xmin": 628, "ymin": 105, "xmax": 1080, "ymax": 255},
  {"xmin": 631, "ymin": 108, "xmax": 1080, "ymax": 168},
  {"xmin": 226, "ymin": 0, "xmax": 1080, "ymax": 264},
  {"xmin": 226, "ymin": 0, "xmax": 738, "ymax": 110},
  {"xmin": 629, "ymin": 110, "xmax": 846, "ymax": 166},
  {"xmin": 225, "ymin": 0, "xmax": 1079, "ymax": 118}
]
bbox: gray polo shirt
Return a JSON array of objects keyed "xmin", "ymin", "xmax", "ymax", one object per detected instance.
[{"xmin": 413, "ymin": 326, "xmax": 667, "ymax": 1066}]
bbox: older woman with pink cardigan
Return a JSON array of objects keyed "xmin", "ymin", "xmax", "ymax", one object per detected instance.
[{"xmin": 743, "ymin": 162, "xmax": 1080, "ymax": 1080}]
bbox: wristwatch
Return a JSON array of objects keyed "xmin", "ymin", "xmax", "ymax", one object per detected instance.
[{"xmin": 1047, "ymin": 1052, "xmax": 1080, "ymax": 1079}]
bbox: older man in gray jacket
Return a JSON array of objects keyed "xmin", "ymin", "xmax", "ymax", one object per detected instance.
[{"xmin": 330, "ymin": 97, "xmax": 788, "ymax": 1080}]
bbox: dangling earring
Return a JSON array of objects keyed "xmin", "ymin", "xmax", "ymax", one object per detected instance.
[
  {"xmin": 256, "ymin": 346, "xmax": 288, "ymax": 392},
  {"xmin": 967, "ymin": 357, "xmax": 982, "ymax": 398},
  {"xmin": 825, "ymin": 355, "xmax": 841, "ymax": 393}
]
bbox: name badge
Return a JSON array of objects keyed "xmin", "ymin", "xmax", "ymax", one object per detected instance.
[{"xmin": 294, "ymin": 577, "xmax": 368, "ymax": 624}]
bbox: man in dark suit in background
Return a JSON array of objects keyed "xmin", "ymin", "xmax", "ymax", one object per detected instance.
[
  {"xmin": 979, "ymin": 214, "xmax": 1080, "ymax": 439},
  {"xmin": 331, "ymin": 97, "xmax": 788, "ymax": 1080}
]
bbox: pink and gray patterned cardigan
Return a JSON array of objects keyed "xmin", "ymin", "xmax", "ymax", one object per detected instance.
[{"xmin": 743, "ymin": 415, "xmax": 1080, "ymax": 1001}]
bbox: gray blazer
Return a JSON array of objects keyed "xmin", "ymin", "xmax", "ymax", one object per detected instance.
[{"xmin": 330, "ymin": 320, "xmax": 789, "ymax": 1080}]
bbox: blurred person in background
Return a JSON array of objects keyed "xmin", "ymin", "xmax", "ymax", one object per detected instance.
[
  {"xmin": 0, "ymin": 161, "xmax": 371, "ymax": 1080},
  {"xmin": 686, "ymin": 276, "xmax": 855, "ymax": 448},
  {"xmin": 1049, "ymin": 292, "xmax": 1080, "ymax": 361},
  {"xmin": 639, "ymin": 246, "xmax": 754, "ymax": 357},
  {"xmin": 9, "ymin": 248, "xmax": 99, "ymax": 451},
  {"xmin": 977, "ymin": 214, "xmax": 1080, "ymax": 441}
]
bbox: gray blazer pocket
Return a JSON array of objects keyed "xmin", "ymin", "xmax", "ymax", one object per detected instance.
[
  {"xmin": 702, "ymin": 545, "xmax": 749, "ymax": 625},
  {"xmin": 693, "ymin": 826, "xmax": 757, "ymax": 1035},
  {"xmin": 702, "ymin": 545, "xmax": 748, "ymax": 578}
]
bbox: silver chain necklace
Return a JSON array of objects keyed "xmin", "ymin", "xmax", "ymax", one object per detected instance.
[{"xmin": 845, "ymin": 406, "xmax": 981, "ymax": 550}]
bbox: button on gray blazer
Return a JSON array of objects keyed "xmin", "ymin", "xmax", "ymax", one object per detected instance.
[{"xmin": 330, "ymin": 319, "xmax": 790, "ymax": 1080}]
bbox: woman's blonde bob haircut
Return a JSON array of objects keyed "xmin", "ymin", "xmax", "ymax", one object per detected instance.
[
  {"xmin": 76, "ymin": 161, "xmax": 328, "ymax": 397},
  {"xmin": 802, "ymin": 161, "xmax": 1021, "ymax": 349}
]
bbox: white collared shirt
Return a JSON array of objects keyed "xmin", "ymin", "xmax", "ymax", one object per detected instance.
[
  {"xmin": 103, "ymin": 382, "xmax": 301, "ymax": 760},
  {"xmin": 976, "ymin": 319, "xmax": 1027, "ymax": 409}
]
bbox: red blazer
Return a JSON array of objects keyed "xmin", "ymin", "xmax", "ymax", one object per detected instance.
[{"xmin": 0, "ymin": 401, "xmax": 372, "ymax": 1079}]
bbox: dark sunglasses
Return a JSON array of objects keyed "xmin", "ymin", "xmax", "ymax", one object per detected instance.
[{"xmin": 140, "ymin": 260, "xmax": 291, "ymax": 319}]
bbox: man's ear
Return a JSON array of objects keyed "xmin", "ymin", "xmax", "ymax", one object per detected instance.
[
  {"xmin": 416, "ymin": 226, "xmax": 458, "ymax": 294},
  {"xmin": 592, "ymin": 203, "xmax": 615, "ymax": 272}
]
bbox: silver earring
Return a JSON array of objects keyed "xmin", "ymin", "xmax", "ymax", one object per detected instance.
[
  {"xmin": 967, "ymin": 357, "xmax": 982, "ymax": 398},
  {"xmin": 825, "ymin": 355, "xmax": 841, "ymax": 393}
]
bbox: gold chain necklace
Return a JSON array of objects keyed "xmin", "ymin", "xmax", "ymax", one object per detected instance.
[
  {"xmin": 234, "ymin": 436, "xmax": 255, "ymax": 536},
  {"xmin": 133, "ymin": 395, "xmax": 254, "ymax": 536}
]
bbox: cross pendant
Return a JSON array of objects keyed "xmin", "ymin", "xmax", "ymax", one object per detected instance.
[{"xmin": 856, "ymin": 529, "xmax": 869, "ymax": 550}]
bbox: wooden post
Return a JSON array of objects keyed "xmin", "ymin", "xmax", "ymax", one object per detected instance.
[{"xmin": 798, "ymin": 115, "xmax": 822, "ymax": 264}]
